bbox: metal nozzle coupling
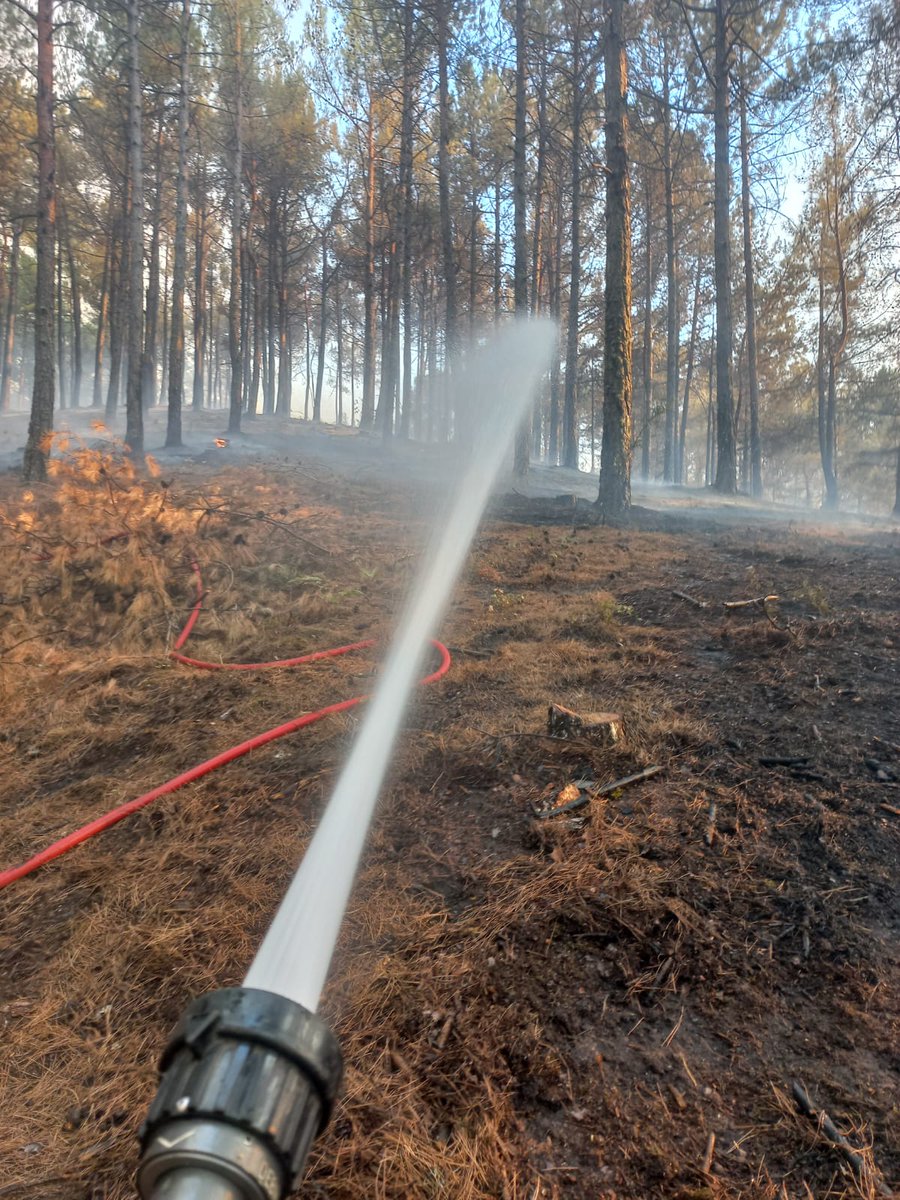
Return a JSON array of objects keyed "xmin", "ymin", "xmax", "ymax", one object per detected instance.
[{"xmin": 137, "ymin": 988, "xmax": 343, "ymax": 1200}]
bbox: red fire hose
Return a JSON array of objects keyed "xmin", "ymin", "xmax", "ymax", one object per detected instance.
[{"xmin": 0, "ymin": 563, "xmax": 451, "ymax": 891}]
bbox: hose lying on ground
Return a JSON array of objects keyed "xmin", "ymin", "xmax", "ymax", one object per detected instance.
[{"xmin": 0, "ymin": 562, "xmax": 451, "ymax": 890}]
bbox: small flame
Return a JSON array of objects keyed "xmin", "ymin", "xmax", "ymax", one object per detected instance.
[{"xmin": 214, "ymin": 438, "xmax": 229, "ymax": 449}]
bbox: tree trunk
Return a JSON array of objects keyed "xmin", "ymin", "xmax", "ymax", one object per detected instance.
[
  {"xmin": 530, "ymin": 47, "xmax": 548, "ymax": 316},
  {"xmin": 56, "ymin": 228, "xmax": 66, "ymax": 409},
  {"xmin": 436, "ymin": 0, "xmax": 456, "ymax": 373},
  {"xmin": 399, "ymin": 0, "xmax": 414, "ymax": 439},
  {"xmin": 548, "ymin": 208, "xmax": 562, "ymax": 464},
  {"xmin": 166, "ymin": 0, "xmax": 190, "ymax": 448},
  {"xmin": 24, "ymin": 0, "xmax": 56, "ymax": 480},
  {"xmin": 92, "ymin": 218, "xmax": 111, "ymax": 409},
  {"xmin": 563, "ymin": 12, "xmax": 582, "ymax": 470},
  {"xmin": 124, "ymin": 0, "xmax": 144, "ymax": 455},
  {"xmin": 314, "ymin": 229, "xmax": 328, "ymax": 422},
  {"xmin": 712, "ymin": 0, "xmax": 735, "ymax": 493},
  {"xmin": 249, "ymin": 245, "xmax": 262, "ymax": 416},
  {"xmin": 335, "ymin": 277, "xmax": 343, "ymax": 426},
  {"xmin": 276, "ymin": 201, "xmax": 291, "ymax": 417},
  {"xmin": 662, "ymin": 52, "xmax": 678, "ymax": 482},
  {"xmin": 63, "ymin": 210, "xmax": 82, "ymax": 407},
  {"xmin": 304, "ymin": 288, "xmax": 311, "ymax": 419},
  {"xmin": 640, "ymin": 174, "xmax": 653, "ymax": 480},
  {"xmin": 493, "ymin": 182, "xmax": 502, "ymax": 322},
  {"xmin": 678, "ymin": 260, "xmax": 702, "ymax": 485},
  {"xmin": 142, "ymin": 122, "xmax": 164, "ymax": 409},
  {"xmin": 0, "ymin": 223, "xmax": 20, "ymax": 412},
  {"xmin": 377, "ymin": 234, "xmax": 399, "ymax": 437},
  {"xmin": 105, "ymin": 203, "xmax": 125, "ymax": 420},
  {"xmin": 265, "ymin": 190, "xmax": 277, "ymax": 415},
  {"xmin": 893, "ymin": 444, "xmax": 900, "ymax": 517},
  {"xmin": 597, "ymin": 0, "xmax": 632, "ymax": 517},
  {"xmin": 159, "ymin": 236, "xmax": 169, "ymax": 404},
  {"xmin": 227, "ymin": 10, "xmax": 243, "ymax": 435},
  {"xmin": 513, "ymin": 0, "xmax": 529, "ymax": 474},
  {"xmin": 360, "ymin": 98, "xmax": 376, "ymax": 430},
  {"xmin": 739, "ymin": 70, "xmax": 762, "ymax": 497},
  {"xmin": 192, "ymin": 176, "xmax": 207, "ymax": 409}
]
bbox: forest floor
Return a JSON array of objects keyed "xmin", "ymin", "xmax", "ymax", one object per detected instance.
[{"xmin": 0, "ymin": 408, "xmax": 898, "ymax": 1200}]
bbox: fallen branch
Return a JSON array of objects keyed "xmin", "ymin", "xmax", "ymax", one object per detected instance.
[
  {"xmin": 672, "ymin": 590, "xmax": 708, "ymax": 609},
  {"xmin": 791, "ymin": 1080, "xmax": 893, "ymax": 1198},
  {"xmin": 536, "ymin": 764, "xmax": 663, "ymax": 818},
  {"xmin": 723, "ymin": 594, "xmax": 779, "ymax": 609},
  {"xmin": 880, "ymin": 804, "xmax": 900, "ymax": 817},
  {"xmin": 704, "ymin": 799, "xmax": 717, "ymax": 847},
  {"xmin": 193, "ymin": 498, "xmax": 331, "ymax": 556},
  {"xmin": 702, "ymin": 1131, "xmax": 717, "ymax": 1175},
  {"xmin": 759, "ymin": 756, "xmax": 809, "ymax": 767}
]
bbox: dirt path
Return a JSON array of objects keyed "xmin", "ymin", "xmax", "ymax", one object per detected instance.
[{"xmin": 0, "ymin": 429, "xmax": 897, "ymax": 1199}]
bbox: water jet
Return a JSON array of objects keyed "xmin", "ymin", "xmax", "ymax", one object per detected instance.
[{"xmin": 137, "ymin": 319, "xmax": 555, "ymax": 1200}]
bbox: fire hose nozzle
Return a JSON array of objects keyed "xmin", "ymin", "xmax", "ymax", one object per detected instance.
[{"xmin": 137, "ymin": 988, "xmax": 342, "ymax": 1200}]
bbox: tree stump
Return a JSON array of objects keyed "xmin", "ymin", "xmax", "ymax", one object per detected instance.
[{"xmin": 547, "ymin": 703, "xmax": 623, "ymax": 746}]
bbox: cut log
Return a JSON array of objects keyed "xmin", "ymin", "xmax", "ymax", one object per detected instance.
[{"xmin": 547, "ymin": 703, "xmax": 623, "ymax": 745}]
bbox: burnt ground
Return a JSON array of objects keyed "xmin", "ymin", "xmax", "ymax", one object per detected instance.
[{"xmin": 0, "ymin": 419, "xmax": 898, "ymax": 1200}]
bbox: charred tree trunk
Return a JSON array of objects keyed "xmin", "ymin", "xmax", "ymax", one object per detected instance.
[
  {"xmin": 166, "ymin": 0, "xmax": 190, "ymax": 448},
  {"xmin": 92, "ymin": 218, "xmax": 111, "ymax": 409},
  {"xmin": 335, "ymin": 276, "xmax": 343, "ymax": 426},
  {"xmin": 142, "ymin": 123, "xmax": 164, "ymax": 409},
  {"xmin": 192, "ymin": 183, "xmax": 207, "ymax": 410},
  {"xmin": 0, "ymin": 223, "xmax": 20, "ymax": 412},
  {"xmin": 597, "ymin": 0, "xmax": 632, "ymax": 517},
  {"xmin": 56, "ymin": 235, "xmax": 66, "ymax": 410},
  {"xmin": 562, "ymin": 13, "xmax": 582, "ymax": 470},
  {"xmin": 530, "ymin": 46, "xmax": 548, "ymax": 316},
  {"xmin": 513, "ymin": 0, "xmax": 529, "ymax": 474},
  {"xmin": 712, "ymin": 0, "xmax": 736, "ymax": 493},
  {"xmin": 399, "ymin": 0, "xmax": 414, "ymax": 439},
  {"xmin": 124, "ymin": 0, "xmax": 145, "ymax": 455},
  {"xmin": 63, "ymin": 209, "xmax": 82, "ymax": 407},
  {"xmin": 24, "ymin": 0, "xmax": 56, "ymax": 480},
  {"xmin": 662, "ymin": 53, "xmax": 678, "ymax": 483},
  {"xmin": 276, "ymin": 201, "xmax": 291, "ymax": 417},
  {"xmin": 314, "ymin": 229, "xmax": 328, "ymax": 422},
  {"xmin": 739, "ymin": 70, "xmax": 762, "ymax": 497},
  {"xmin": 360, "ymin": 101, "xmax": 377, "ymax": 430},
  {"xmin": 436, "ymin": 0, "xmax": 456, "ymax": 374},
  {"xmin": 106, "ymin": 202, "xmax": 125, "ymax": 420},
  {"xmin": 227, "ymin": 11, "xmax": 244, "ymax": 435},
  {"xmin": 265, "ymin": 190, "xmax": 277, "ymax": 415},
  {"xmin": 640, "ymin": 174, "xmax": 653, "ymax": 481},
  {"xmin": 548, "ymin": 208, "xmax": 562, "ymax": 464},
  {"xmin": 678, "ymin": 260, "xmax": 701, "ymax": 485}
]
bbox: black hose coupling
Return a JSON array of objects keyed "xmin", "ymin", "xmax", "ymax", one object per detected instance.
[{"xmin": 137, "ymin": 988, "xmax": 343, "ymax": 1200}]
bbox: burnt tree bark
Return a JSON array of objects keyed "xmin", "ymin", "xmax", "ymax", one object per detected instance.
[
  {"xmin": 739, "ymin": 67, "xmax": 762, "ymax": 497},
  {"xmin": 24, "ymin": 0, "xmax": 56, "ymax": 480},
  {"xmin": 124, "ymin": 0, "xmax": 145, "ymax": 454},
  {"xmin": 597, "ymin": 0, "xmax": 633, "ymax": 518},
  {"xmin": 0, "ymin": 223, "xmax": 20, "ymax": 412},
  {"xmin": 562, "ymin": 6, "xmax": 583, "ymax": 470},
  {"xmin": 513, "ymin": 0, "xmax": 530, "ymax": 474},
  {"xmin": 712, "ymin": 0, "xmax": 736, "ymax": 493},
  {"xmin": 166, "ymin": 0, "xmax": 190, "ymax": 448}
]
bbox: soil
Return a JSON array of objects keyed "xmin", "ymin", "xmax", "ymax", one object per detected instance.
[{"xmin": 0, "ymin": 410, "xmax": 898, "ymax": 1200}]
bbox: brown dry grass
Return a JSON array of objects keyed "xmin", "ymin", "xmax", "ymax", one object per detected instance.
[{"xmin": 0, "ymin": 443, "xmax": 898, "ymax": 1200}]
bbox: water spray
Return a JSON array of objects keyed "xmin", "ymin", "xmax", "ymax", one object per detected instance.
[{"xmin": 137, "ymin": 320, "xmax": 556, "ymax": 1200}]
